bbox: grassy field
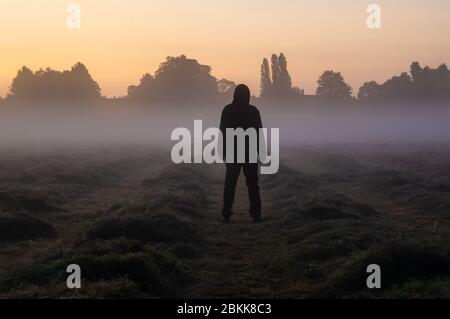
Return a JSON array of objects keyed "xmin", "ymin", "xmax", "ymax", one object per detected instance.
[{"xmin": 0, "ymin": 144, "xmax": 449, "ymax": 298}]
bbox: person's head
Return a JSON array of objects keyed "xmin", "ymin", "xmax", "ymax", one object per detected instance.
[{"xmin": 232, "ymin": 84, "xmax": 251, "ymax": 105}]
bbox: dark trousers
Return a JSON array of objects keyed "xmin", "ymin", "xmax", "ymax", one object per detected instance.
[{"xmin": 223, "ymin": 163, "xmax": 261, "ymax": 219}]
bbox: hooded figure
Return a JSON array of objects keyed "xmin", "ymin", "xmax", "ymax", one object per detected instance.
[{"xmin": 219, "ymin": 84, "xmax": 263, "ymax": 223}]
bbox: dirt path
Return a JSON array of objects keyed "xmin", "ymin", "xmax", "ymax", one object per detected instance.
[{"xmin": 183, "ymin": 167, "xmax": 300, "ymax": 298}]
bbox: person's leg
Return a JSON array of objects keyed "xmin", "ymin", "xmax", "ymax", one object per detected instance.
[
  {"xmin": 243, "ymin": 164, "xmax": 261, "ymax": 220},
  {"xmin": 223, "ymin": 164, "xmax": 241, "ymax": 220}
]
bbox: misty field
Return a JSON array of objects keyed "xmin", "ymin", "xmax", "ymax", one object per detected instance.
[{"xmin": 0, "ymin": 144, "xmax": 449, "ymax": 298}]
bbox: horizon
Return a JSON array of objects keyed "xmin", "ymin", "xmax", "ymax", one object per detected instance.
[{"xmin": 1, "ymin": 0, "xmax": 449, "ymax": 98}]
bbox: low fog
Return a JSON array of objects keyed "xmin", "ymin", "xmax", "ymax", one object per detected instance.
[{"xmin": 0, "ymin": 101, "xmax": 449, "ymax": 149}]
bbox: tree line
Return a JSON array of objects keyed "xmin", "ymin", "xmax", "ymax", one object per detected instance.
[
  {"xmin": 358, "ymin": 62, "xmax": 450, "ymax": 101},
  {"xmin": 259, "ymin": 54, "xmax": 450, "ymax": 102},
  {"xmin": 3, "ymin": 54, "xmax": 450, "ymax": 104}
]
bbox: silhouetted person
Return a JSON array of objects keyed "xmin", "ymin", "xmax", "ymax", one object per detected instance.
[{"xmin": 220, "ymin": 84, "xmax": 263, "ymax": 223}]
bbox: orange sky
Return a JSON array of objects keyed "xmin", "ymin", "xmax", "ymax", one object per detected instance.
[{"xmin": 1, "ymin": 0, "xmax": 449, "ymax": 98}]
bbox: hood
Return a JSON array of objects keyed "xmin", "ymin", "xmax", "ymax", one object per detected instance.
[{"xmin": 232, "ymin": 84, "xmax": 251, "ymax": 105}]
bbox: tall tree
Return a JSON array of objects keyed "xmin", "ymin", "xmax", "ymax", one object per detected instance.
[
  {"xmin": 316, "ymin": 70, "xmax": 352, "ymax": 100},
  {"xmin": 270, "ymin": 54, "xmax": 280, "ymax": 92},
  {"xmin": 277, "ymin": 53, "xmax": 292, "ymax": 94},
  {"xmin": 262, "ymin": 53, "xmax": 296, "ymax": 98},
  {"xmin": 260, "ymin": 58, "xmax": 272, "ymax": 97}
]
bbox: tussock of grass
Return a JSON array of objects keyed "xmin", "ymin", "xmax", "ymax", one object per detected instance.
[
  {"xmin": 0, "ymin": 241, "xmax": 192, "ymax": 298},
  {"xmin": 0, "ymin": 191, "xmax": 59, "ymax": 213},
  {"xmin": 317, "ymin": 241, "xmax": 450, "ymax": 298},
  {"xmin": 299, "ymin": 195, "xmax": 378, "ymax": 220},
  {"xmin": 73, "ymin": 253, "xmax": 176, "ymax": 296},
  {"xmin": 262, "ymin": 165, "xmax": 318, "ymax": 191},
  {"xmin": 0, "ymin": 215, "xmax": 56, "ymax": 241},
  {"xmin": 87, "ymin": 214, "xmax": 200, "ymax": 243},
  {"xmin": 77, "ymin": 278, "xmax": 146, "ymax": 299}
]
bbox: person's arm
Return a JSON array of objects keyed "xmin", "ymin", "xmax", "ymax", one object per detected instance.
[
  {"xmin": 256, "ymin": 109, "xmax": 266, "ymax": 159},
  {"xmin": 219, "ymin": 109, "xmax": 227, "ymax": 160},
  {"xmin": 257, "ymin": 110, "xmax": 263, "ymax": 130}
]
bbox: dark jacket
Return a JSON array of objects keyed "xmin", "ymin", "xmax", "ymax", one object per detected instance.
[{"xmin": 219, "ymin": 86, "xmax": 263, "ymax": 162}]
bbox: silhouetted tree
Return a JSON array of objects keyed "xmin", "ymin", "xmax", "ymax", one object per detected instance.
[
  {"xmin": 277, "ymin": 53, "xmax": 292, "ymax": 94},
  {"xmin": 357, "ymin": 81, "xmax": 381, "ymax": 101},
  {"xmin": 260, "ymin": 58, "xmax": 271, "ymax": 97},
  {"xmin": 127, "ymin": 73, "xmax": 155, "ymax": 100},
  {"xmin": 260, "ymin": 53, "xmax": 299, "ymax": 99},
  {"xmin": 128, "ymin": 55, "xmax": 220, "ymax": 103},
  {"xmin": 410, "ymin": 61, "xmax": 450, "ymax": 98},
  {"xmin": 380, "ymin": 72, "xmax": 414, "ymax": 99},
  {"xmin": 270, "ymin": 54, "xmax": 280, "ymax": 93},
  {"xmin": 358, "ymin": 62, "xmax": 450, "ymax": 102},
  {"xmin": 68, "ymin": 62, "xmax": 101, "ymax": 99},
  {"xmin": 292, "ymin": 86, "xmax": 305, "ymax": 96},
  {"xmin": 154, "ymin": 55, "xmax": 219, "ymax": 101},
  {"xmin": 9, "ymin": 63, "xmax": 101, "ymax": 100},
  {"xmin": 316, "ymin": 71, "xmax": 352, "ymax": 100},
  {"xmin": 217, "ymin": 79, "xmax": 236, "ymax": 96},
  {"xmin": 410, "ymin": 62, "xmax": 423, "ymax": 88},
  {"xmin": 435, "ymin": 64, "xmax": 450, "ymax": 97},
  {"xmin": 9, "ymin": 67, "xmax": 36, "ymax": 99}
]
